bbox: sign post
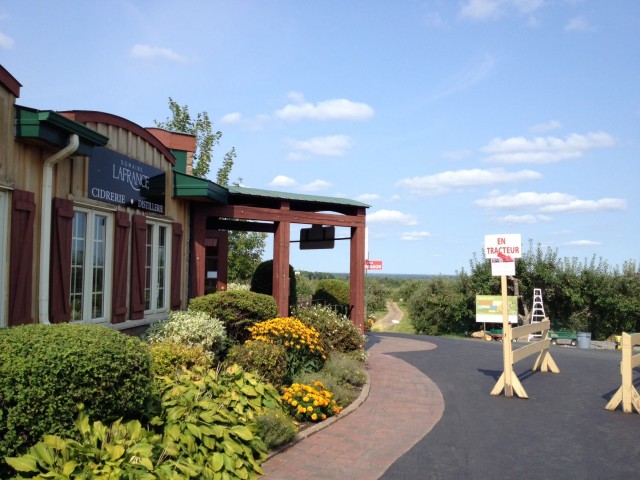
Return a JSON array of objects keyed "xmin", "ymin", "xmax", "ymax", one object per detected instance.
[{"xmin": 484, "ymin": 234, "xmax": 523, "ymax": 398}]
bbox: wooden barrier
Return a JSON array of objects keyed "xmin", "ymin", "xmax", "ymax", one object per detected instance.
[
  {"xmin": 605, "ymin": 332, "xmax": 640, "ymax": 413},
  {"xmin": 491, "ymin": 319, "xmax": 559, "ymax": 398}
]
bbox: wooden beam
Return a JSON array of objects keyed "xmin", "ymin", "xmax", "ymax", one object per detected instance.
[
  {"xmin": 512, "ymin": 339, "xmax": 550, "ymax": 364},
  {"xmin": 349, "ymin": 221, "xmax": 366, "ymax": 333},
  {"xmin": 512, "ymin": 319, "xmax": 550, "ymax": 339},
  {"xmin": 201, "ymin": 204, "xmax": 365, "ymax": 227}
]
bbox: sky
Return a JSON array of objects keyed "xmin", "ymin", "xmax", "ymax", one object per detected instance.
[{"xmin": 1, "ymin": 1, "xmax": 639, "ymax": 275}]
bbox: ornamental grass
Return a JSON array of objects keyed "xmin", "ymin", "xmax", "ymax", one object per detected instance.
[
  {"xmin": 281, "ymin": 381, "xmax": 343, "ymax": 422},
  {"xmin": 248, "ymin": 317, "xmax": 326, "ymax": 382}
]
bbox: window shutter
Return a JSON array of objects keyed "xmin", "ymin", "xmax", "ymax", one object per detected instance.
[
  {"xmin": 112, "ymin": 211, "xmax": 131, "ymax": 323},
  {"xmin": 49, "ymin": 198, "xmax": 74, "ymax": 323},
  {"xmin": 171, "ymin": 223, "xmax": 183, "ymax": 310},
  {"xmin": 8, "ymin": 190, "xmax": 35, "ymax": 325},
  {"xmin": 129, "ymin": 214, "xmax": 146, "ymax": 320}
]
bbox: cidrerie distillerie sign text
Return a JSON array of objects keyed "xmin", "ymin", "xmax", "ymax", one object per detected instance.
[{"xmin": 89, "ymin": 147, "xmax": 165, "ymax": 213}]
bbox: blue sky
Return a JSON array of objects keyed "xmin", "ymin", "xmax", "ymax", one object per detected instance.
[{"xmin": 2, "ymin": 1, "xmax": 638, "ymax": 275}]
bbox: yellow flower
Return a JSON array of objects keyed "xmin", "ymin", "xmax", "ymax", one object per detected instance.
[{"xmin": 311, "ymin": 413, "xmax": 318, "ymax": 421}]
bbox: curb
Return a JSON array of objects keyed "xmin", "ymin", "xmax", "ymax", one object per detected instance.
[{"xmin": 265, "ymin": 369, "xmax": 371, "ymax": 460}]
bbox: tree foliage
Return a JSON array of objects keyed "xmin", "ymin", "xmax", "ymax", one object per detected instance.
[
  {"xmin": 154, "ymin": 97, "xmax": 222, "ymax": 178},
  {"xmin": 156, "ymin": 98, "xmax": 266, "ymax": 282}
]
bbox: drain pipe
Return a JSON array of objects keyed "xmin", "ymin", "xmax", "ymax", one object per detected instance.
[{"xmin": 38, "ymin": 134, "xmax": 79, "ymax": 324}]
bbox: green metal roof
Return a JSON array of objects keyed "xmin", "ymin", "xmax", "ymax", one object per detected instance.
[
  {"xmin": 15, "ymin": 106, "xmax": 108, "ymax": 155},
  {"xmin": 173, "ymin": 171, "xmax": 228, "ymax": 204},
  {"xmin": 228, "ymin": 185, "xmax": 370, "ymax": 208}
]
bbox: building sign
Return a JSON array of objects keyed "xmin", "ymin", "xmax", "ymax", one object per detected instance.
[
  {"xmin": 491, "ymin": 257, "xmax": 515, "ymax": 276},
  {"xmin": 476, "ymin": 295, "xmax": 518, "ymax": 323},
  {"xmin": 89, "ymin": 147, "xmax": 165, "ymax": 214},
  {"xmin": 365, "ymin": 260, "xmax": 383, "ymax": 270}
]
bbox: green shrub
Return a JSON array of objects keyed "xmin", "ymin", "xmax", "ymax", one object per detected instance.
[
  {"xmin": 322, "ymin": 352, "xmax": 367, "ymax": 387},
  {"xmin": 0, "ymin": 324, "xmax": 154, "ymax": 463},
  {"xmin": 248, "ymin": 317, "xmax": 326, "ymax": 384},
  {"xmin": 189, "ymin": 290, "xmax": 277, "ymax": 344},
  {"xmin": 7, "ymin": 365, "xmax": 284, "ymax": 479},
  {"xmin": 5, "ymin": 412, "xmax": 164, "ymax": 479},
  {"xmin": 225, "ymin": 340, "xmax": 288, "ymax": 388},
  {"xmin": 153, "ymin": 365, "xmax": 280, "ymax": 478},
  {"xmin": 148, "ymin": 341, "xmax": 212, "ymax": 377},
  {"xmin": 297, "ymin": 305, "xmax": 365, "ymax": 353},
  {"xmin": 312, "ymin": 279, "xmax": 351, "ymax": 315},
  {"xmin": 292, "ymin": 371, "xmax": 360, "ymax": 409},
  {"xmin": 250, "ymin": 260, "xmax": 297, "ymax": 312},
  {"xmin": 255, "ymin": 408, "xmax": 298, "ymax": 450},
  {"xmin": 144, "ymin": 309, "xmax": 227, "ymax": 357}
]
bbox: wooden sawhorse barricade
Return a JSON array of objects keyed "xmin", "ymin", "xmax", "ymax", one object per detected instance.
[
  {"xmin": 491, "ymin": 319, "xmax": 559, "ymax": 398},
  {"xmin": 605, "ymin": 332, "xmax": 640, "ymax": 413}
]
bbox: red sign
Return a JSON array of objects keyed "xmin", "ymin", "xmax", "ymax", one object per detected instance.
[{"xmin": 365, "ymin": 260, "xmax": 383, "ymax": 270}]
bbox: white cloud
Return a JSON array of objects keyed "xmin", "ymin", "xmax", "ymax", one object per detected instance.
[
  {"xmin": 299, "ymin": 179, "xmax": 332, "ymax": 192},
  {"xmin": 129, "ymin": 44, "xmax": 189, "ymax": 62},
  {"xmin": 475, "ymin": 191, "xmax": 576, "ymax": 209},
  {"xmin": 356, "ymin": 193, "xmax": 381, "ymax": 202},
  {"xmin": 529, "ymin": 120, "xmax": 562, "ymax": 134},
  {"xmin": 219, "ymin": 112, "xmax": 242, "ymax": 124},
  {"xmin": 565, "ymin": 15, "xmax": 595, "ymax": 32},
  {"xmin": 482, "ymin": 131, "xmax": 615, "ymax": 164},
  {"xmin": 460, "ymin": 0, "xmax": 544, "ymax": 21},
  {"xmin": 540, "ymin": 198, "xmax": 626, "ymax": 213},
  {"xmin": 475, "ymin": 191, "xmax": 627, "ymax": 213},
  {"xmin": 497, "ymin": 214, "xmax": 552, "ymax": 224},
  {"xmin": 395, "ymin": 168, "xmax": 541, "ymax": 196},
  {"xmin": 564, "ymin": 239, "xmax": 602, "ymax": 246},
  {"xmin": 401, "ymin": 231, "xmax": 432, "ymax": 241},
  {"xmin": 269, "ymin": 175, "xmax": 296, "ymax": 187},
  {"xmin": 431, "ymin": 53, "xmax": 495, "ymax": 101},
  {"xmin": 368, "ymin": 209, "xmax": 418, "ymax": 226},
  {"xmin": 286, "ymin": 135, "xmax": 353, "ymax": 157},
  {"xmin": 275, "ymin": 96, "xmax": 374, "ymax": 121},
  {"xmin": 0, "ymin": 31, "xmax": 14, "ymax": 49}
]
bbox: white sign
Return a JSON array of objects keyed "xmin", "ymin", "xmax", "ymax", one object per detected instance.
[
  {"xmin": 491, "ymin": 258, "xmax": 515, "ymax": 276},
  {"xmin": 484, "ymin": 233, "xmax": 522, "ymax": 260}
]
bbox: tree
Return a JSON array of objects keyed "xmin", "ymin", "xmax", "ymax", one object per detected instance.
[
  {"xmin": 156, "ymin": 98, "xmax": 266, "ymax": 283},
  {"xmin": 154, "ymin": 97, "xmax": 222, "ymax": 178}
]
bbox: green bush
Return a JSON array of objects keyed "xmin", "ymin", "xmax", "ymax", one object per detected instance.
[
  {"xmin": 189, "ymin": 290, "xmax": 277, "ymax": 344},
  {"xmin": 0, "ymin": 324, "xmax": 154, "ymax": 463},
  {"xmin": 296, "ymin": 305, "xmax": 365, "ymax": 353},
  {"xmin": 250, "ymin": 260, "xmax": 297, "ymax": 312},
  {"xmin": 6, "ymin": 365, "xmax": 284, "ymax": 479},
  {"xmin": 144, "ymin": 309, "xmax": 227, "ymax": 358},
  {"xmin": 322, "ymin": 352, "xmax": 367, "ymax": 387},
  {"xmin": 312, "ymin": 279, "xmax": 351, "ymax": 315},
  {"xmin": 5, "ymin": 412, "xmax": 163, "ymax": 479},
  {"xmin": 148, "ymin": 341, "xmax": 212, "ymax": 377},
  {"xmin": 225, "ymin": 340, "xmax": 288, "ymax": 388},
  {"xmin": 292, "ymin": 371, "xmax": 360, "ymax": 409},
  {"xmin": 153, "ymin": 365, "xmax": 279, "ymax": 478},
  {"xmin": 255, "ymin": 408, "xmax": 298, "ymax": 450}
]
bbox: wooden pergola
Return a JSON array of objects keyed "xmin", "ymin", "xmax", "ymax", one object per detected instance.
[{"xmin": 175, "ymin": 176, "xmax": 369, "ymax": 332}]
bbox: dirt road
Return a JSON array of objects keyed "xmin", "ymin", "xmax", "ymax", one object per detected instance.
[{"xmin": 375, "ymin": 301, "xmax": 404, "ymax": 330}]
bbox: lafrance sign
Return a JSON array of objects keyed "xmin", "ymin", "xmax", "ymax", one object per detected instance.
[{"xmin": 89, "ymin": 147, "xmax": 165, "ymax": 214}]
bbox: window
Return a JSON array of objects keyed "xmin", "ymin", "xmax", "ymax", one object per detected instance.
[
  {"xmin": 0, "ymin": 190, "xmax": 7, "ymax": 327},
  {"xmin": 144, "ymin": 222, "xmax": 170, "ymax": 313},
  {"xmin": 70, "ymin": 209, "xmax": 113, "ymax": 322}
]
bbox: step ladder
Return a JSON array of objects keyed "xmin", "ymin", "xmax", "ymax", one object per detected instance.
[{"xmin": 528, "ymin": 288, "xmax": 546, "ymax": 341}]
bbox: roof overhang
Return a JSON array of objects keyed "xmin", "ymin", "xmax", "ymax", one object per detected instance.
[
  {"xmin": 15, "ymin": 106, "xmax": 108, "ymax": 155},
  {"xmin": 173, "ymin": 171, "xmax": 228, "ymax": 204}
]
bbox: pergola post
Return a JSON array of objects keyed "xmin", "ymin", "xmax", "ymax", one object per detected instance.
[
  {"xmin": 272, "ymin": 202, "xmax": 291, "ymax": 317},
  {"xmin": 190, "ymin": 208, "xmax": 206, "ymax": 298},
  {"xmin": 349, "ymin": 210, "xmax": 366, "ymax": 333}
]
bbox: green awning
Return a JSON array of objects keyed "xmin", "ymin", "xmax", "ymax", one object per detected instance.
[{"xmin": 15, "ymin": 106, "xmax": 108, "ymax": 156}]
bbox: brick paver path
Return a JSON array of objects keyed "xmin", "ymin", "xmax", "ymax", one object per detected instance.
[{"xmin": 262, "ymin": 335, "xmax": 444, "ymax": 479}]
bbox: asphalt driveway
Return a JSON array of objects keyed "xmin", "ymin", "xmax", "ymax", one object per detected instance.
[{"xmin": 378, "ymin": 333, "xmax": 640, "ymax": 480}]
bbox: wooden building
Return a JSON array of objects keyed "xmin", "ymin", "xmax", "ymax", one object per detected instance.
[{"xmin": 0, "ymin": 65, "xmax": 368, "ymax": 333}]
